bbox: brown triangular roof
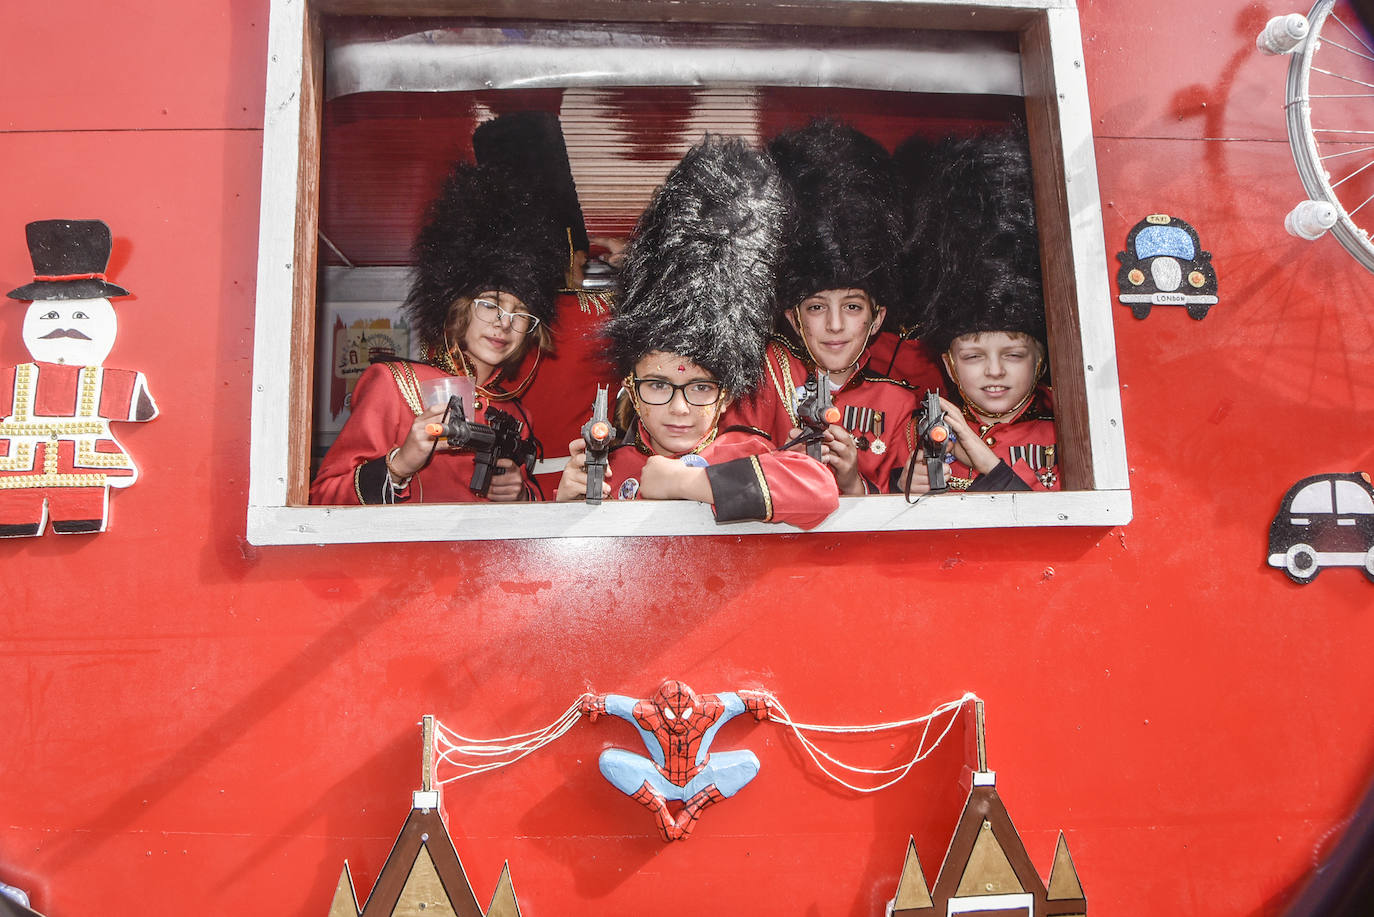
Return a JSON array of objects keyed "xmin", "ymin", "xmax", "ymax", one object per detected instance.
[
  {"xmin": 328, "ymin": 862, "xmax": 361, "ymax": 917},
  {"xmin": 359, "ymin": 806, "xmax": 484, "ymax": 917},
  {"xmin": 1046, "ymin": 832, "xmax": 1087, "ymax": 915},
  {"xmin": 892, "ymin": 837, "xmax": 934, "ymax": 913},
  {"xmin": 930, "ymin": 779, "xmax": 1047, "ymax": 907},
  {"xmin": 485, "ymin": 863, "xmax": 521, "ymax": 917}
]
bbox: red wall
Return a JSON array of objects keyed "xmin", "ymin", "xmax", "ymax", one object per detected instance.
[{"xmin": 2, "ymin": 1, "xmax": 1373, "ymax": 915}]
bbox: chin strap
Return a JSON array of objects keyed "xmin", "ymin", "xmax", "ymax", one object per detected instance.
[{"xmin": 946, "ymin": 353, "xmax": 1044, "ymax": 426}]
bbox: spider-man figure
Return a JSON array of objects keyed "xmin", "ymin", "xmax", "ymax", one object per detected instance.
[{"xmin": 582, "ymin": 680, "xmax": 772, "ymax": 841}]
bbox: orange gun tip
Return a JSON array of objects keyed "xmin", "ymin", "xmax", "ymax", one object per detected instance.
[
  {"xmin": 823, "ymin": 407, "xmax": 841, "ymax": 424},
  {"xmin": 425, "ymin": 423, "xmax": 445, "ymax": 437},
  {"xmin": 929, "ymin": 427, "xmax": 949, "ymax": 443}
]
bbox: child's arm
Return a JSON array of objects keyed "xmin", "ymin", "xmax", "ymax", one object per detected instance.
[{"xmin": 636, "ymin": 437, "xmax": 840, "ymax": 530}]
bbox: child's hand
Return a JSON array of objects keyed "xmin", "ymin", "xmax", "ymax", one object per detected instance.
[
  {"xmin": 899, "ymin": 449, "xmax": 933, "ymax": 495},
  {"xmin": 389, "ymin": 403, "xmax": 451, "ymax": 480},
  {"xmin": 820, "ymin": 424, "xmax": 865, "ymax": 495},
  {"xmin": 638, "ymin": 456, "xmax": 713, "ymax": 503},
  {"xmin": 485, "ymin": 458, "xmax": 526, "ymax": 502},
  {"xmin": 555, "ymin": 438, "xmax": 612, "ymax": 502},
  {"xmin": 938, "ymin": 397, "xmax": 1000, "ymax": 475}
]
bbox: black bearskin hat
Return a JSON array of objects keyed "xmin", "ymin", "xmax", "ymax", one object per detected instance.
[
  {"xmin": 472, "ymin": 111, "xmax": 590, "ymax": 256},
  {"xmin": 767, "ymin": 119, "xmax": 906, "ymax": 316},
  {"xmin": 607, "ymin": 135, "xmax": 789, "ymax": 396},
  {"xmin": 404, "ymin": 161, "xmax": 566, "ymax": 353},
  {"xmin": 900, "ymin": 126, "xmax": 1046, "ymax": 357}
]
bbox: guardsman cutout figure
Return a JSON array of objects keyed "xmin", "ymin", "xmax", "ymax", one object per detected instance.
[{"xmin": 1, "ymin": 219, "xmax": 157, "ymax": 536}]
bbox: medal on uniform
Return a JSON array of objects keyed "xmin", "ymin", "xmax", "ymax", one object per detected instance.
[{"xmin": 842, "ymin": 405, "xmax": 886, "ymax": 455}]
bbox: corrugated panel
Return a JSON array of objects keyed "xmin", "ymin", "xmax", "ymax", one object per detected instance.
[{"xmin": 318, "ymin": 86, "xmax": 1023, "ymax": 266}]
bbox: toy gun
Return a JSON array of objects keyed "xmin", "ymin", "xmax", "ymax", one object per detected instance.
[
  {"xmin": 916, "ymin": 390, "xmax": 952, "ymax": 493},
  {"xmin": 580, "ymin": 385, "xmax": 618, "ymax": 505},
  {"xmin": 787, "ymin": 370, "xmax": 841, "ymax": 461},
  {"xmin": 426, "ymin": 396, "xmax": 539, "ymax": 497}
]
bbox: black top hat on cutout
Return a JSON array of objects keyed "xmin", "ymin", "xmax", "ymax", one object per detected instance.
[{"xmin": 7, "ymin": 219, "xmax": 131, "ymax": 301}]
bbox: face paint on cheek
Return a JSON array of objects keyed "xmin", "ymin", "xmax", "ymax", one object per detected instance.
[{"xmin": 678, "ymin": 365, "xmax": 686, "ymax": 373}]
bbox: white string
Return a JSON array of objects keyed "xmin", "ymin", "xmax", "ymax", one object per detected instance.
[
  {"xmin": 430, "ymin": 690, "xmax": 980, "ymax": 795},
  {"xmin": 765, "ymin": 691, "xmax": 980, "ymax": 794},
  {"xmin": 434, "ymin": 694, "xmax": 590, "ymax": 785}
]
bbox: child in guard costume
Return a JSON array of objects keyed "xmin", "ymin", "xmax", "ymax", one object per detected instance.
[
  {"xmin": 310, "ymin": 154, "xmax": 566, "ymax": 505},
  {"xmin": 555, "ymin": 135, "xmax": 838, "ymax": 530},
  {"xmin": 899, "ymin": 128, "xmax": 1060, "ymax": 493},
  {"xmin": 725, "ymin": 120, "xmax": 920, "ymax": 495},
  {"xmin": 0, "ymin": 220, "xmax": 158, "ymax": 536},
  {"xmin": 470, "ymin": 110, "xmax": 624, "ymax": 497}
]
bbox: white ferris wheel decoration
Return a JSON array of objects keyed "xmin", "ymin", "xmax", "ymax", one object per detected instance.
[{"xmin": 1259, "ymin": 0, "xmax": 1374, "ymax": 272}]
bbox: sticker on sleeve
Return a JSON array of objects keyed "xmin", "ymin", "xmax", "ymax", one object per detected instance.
[{"xmin": 618, "ymin": 478, "xmax": 641, "ymax": 500}]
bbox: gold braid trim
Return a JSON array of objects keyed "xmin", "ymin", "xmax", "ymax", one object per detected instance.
[
  {"xmin": 749, "ymin": 455, "xmax": 772, "ymax": 521},
  {"xmin": 383, "ymin": 362, "xmax": 425, "ymax": 416},
  {"xmin": 762, "ymin": 341, "xmax": 800, "ymax": 427}
]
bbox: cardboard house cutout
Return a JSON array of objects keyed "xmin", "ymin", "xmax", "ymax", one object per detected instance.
[
  {"xmin": 327, "ymin": 717, "xmax": 522, "ymax": 917},
  {"xmin": 889, "ymin": 703, "xmax": 1086, "ymax": 917}
]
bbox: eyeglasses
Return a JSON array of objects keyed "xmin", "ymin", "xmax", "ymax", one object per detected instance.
[
  {"xmin": 473, "ymin": 298, "xmax": 540, "ymax": 335},
  {"xmin": 633, "ymin": 377, "xmax": 723, "ymax": 406}
]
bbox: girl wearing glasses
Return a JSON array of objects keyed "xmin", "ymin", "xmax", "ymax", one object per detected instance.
[
  {"xmin": 310, "ymin": 160, "xmax": 565, "ymax": 505},
  {"xmin": 555, "ymin": 137, "xmax": 838, "ymax": 529}
]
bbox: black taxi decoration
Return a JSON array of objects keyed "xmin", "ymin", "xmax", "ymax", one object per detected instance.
[
  {"xmin": 1267, "ymin": 472, "xmax": 1374, "ymax": 584},
  {"xmin": 1116, "ymin": 214, "xmax": 1218, "ymax": 320}
]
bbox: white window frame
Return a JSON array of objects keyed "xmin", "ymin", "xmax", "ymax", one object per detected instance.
[{"xmin": 248, "ymin": 0, "xmax": 1130, "ymax": 545}]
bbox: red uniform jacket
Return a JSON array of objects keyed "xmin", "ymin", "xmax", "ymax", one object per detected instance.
[
  {"xmin": 0, "ymin": 362, "xmax": 156, "ymax": 489},
  {"xmin": 904, "ymin": 385, "xmax": 1059, "ymax": 491},
  {"xmin": 866, "ymin": 331, "xmax": 945, "ymax": 394},
  {"xmin": 608, "ymin": 428, "xmax": 839, "ymax": 530},
  {"xmin": 725, "ymin": 339, "xmax": 918, "ymax": 493},
  {"xmin": 310, "ymin": 360, "xmax": 541, "ymax": 505},
  {"xmin": 518, "ymin": 290, "xmax": 618, "ymax": 494}
]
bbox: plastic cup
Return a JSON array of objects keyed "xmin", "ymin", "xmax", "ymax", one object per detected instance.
[{"xmin": 419, "ymin": 375, "xmax": 475, "ymax": 412}]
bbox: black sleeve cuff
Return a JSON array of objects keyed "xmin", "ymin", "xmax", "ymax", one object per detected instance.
[
  {"xmin": 705, "ymin": 456, "xmax": 771, "ymax": 523},
  {"xmin": 354, "ymin": 457, "xmax": 395, "ymax": 505},
  {"xmin": 968, "ymin": 461, "xmax": 1031, "ymax": 492}
]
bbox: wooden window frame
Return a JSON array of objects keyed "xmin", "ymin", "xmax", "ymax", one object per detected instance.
[{"xmin": 247, "ymin": 0, "xmax": 1130, "ymax": 545}]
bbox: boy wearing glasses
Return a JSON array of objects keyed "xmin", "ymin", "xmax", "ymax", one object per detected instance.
[{"xmin": 555, "ymin": 137, "xmax": 838, "ymax": 529}]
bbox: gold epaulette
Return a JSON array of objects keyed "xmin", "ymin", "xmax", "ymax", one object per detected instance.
[{"xmin": 382, "ymin": 362, "xmax": 425, "ymax": 416}]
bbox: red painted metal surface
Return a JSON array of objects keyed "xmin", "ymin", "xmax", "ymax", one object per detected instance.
[{"xmin": 2, "ymin": 2, "xmax": 1374, "ymax": 916}]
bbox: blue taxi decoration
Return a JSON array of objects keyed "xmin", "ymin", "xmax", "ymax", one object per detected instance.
[
  {"xmin": 1267, "ymin": 472, "xmax": 1374, "ymax": 584},
  {"xmin": 1116, "ymin": 214, "xmax": 1218, "ymax": 320}
]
